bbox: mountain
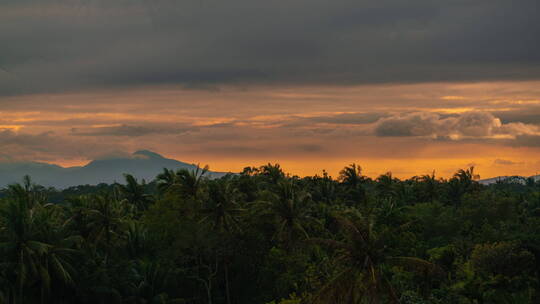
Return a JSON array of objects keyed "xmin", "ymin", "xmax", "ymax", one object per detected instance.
[
  {"xmin": 478, "ymin": 175, "xmax": 540, "ymax": 185},
  {"xmin": 0, "ymin": 150, "xmax": 229, "ymax": 189}
]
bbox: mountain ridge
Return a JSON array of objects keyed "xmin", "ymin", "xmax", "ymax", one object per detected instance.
[
  {"xmin": 478, "ymin": 175, "xmax": 540, "ymax": 185},
  {"xmin": 0, "ymin": 151, "xmax": 228, "ymax": 189},
  {"xmin": 2, "ymin": 152, "xmax": 537, "ymax": 188}
]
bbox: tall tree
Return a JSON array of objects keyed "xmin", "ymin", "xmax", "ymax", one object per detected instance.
[
  {"xmin": 259, "ymin": 180, "xmax": 315, "ymax": 250},
  {"xmin": 419, "ymin": 171, "xmax": 440, "ymax": 203},
  {"xmin": 201, "ymin": 178, "xmax": 244, "ymax": 233},
  {"xmin": 0, "ymin": 198, "xmax": 77, "ymax": 303},
  {"xmin": 339, "ymin": 164, "xmax": 364, "ymax": 188},
  {"xmin": 176, "ymin": 165, "xmax": 209, "ymax": 199},
  {"xmin": 312, "ymin": 212, "xmax": 442, "ymax": 304},
  {"xmin": 117, "ymin": 174, "xmax": 153, "ymax": 213}
]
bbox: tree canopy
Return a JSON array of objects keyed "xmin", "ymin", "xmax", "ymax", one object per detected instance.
[{"xmin": 0, "ymin": 164, "xmax": 539, "ymax": 303}]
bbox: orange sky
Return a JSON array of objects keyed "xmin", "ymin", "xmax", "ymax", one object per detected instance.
[{"xmin": 1, "ymin": 81, "xmax": 539, "ymax": 179}]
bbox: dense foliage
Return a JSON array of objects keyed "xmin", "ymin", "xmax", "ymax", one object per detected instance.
[{"xmin": 0, "ymin": 164, "xmax": 539, "ymax": 304}]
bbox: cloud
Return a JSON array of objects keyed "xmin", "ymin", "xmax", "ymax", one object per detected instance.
[
  {"xmin": 70, "ymin": 124, "xmax": 195, "ymax": 137},
  {"xmin": 373, "ymin": 111, "xmax": 540, "ymax": 139},
  {"xmin": 512, "ymin": 135, "xmax": 540, "ymax": 147},
  {"xmin": 0, "ymin": 129, "xmax": 56, "ymax": 149},
  {"xmin": 1, "ymin": 0, "xmax": 540, "ymax": 95},
  {"xmin": 493, "ymin": 159, "xmax": 523, "ymax": 166},
  {"xmin": 0, "ymin": 129, "xmax": 125, "ymax": 162},
  {"xmin": 0, "ymin": 79, "xmax": 539, "ymax": 174},
  {"xmin": 92, "ymin": 150, "xmax": 133, "ymax": 160},
  {"xmin": 373, "ymin": 112, "xmax": 441, "ymax": 137},
  {"xmin": 306, "ymin": 112, "xmax": 387, "ymax": 124},
  {"xmin": 493, "ymin": 107, "xmax": 540, "ymax": 124},
  {"xmin": 297, "ymin": 144, "xmax": 323, "ymax": 152}
]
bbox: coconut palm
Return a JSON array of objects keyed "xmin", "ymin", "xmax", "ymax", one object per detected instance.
[
  {"xmin": 376, "ymin": 172, "xmax": 398, "ymax": 199},
  {"xmin": 447, "ymin": 178, "xmax": 464, "ymax": 208},
  {"xmin": 312, "ymin": 171, "xmax": 338, "ymax": 205},
  {"xmin": 259, "ymin": 180, "xmax": 316, "ymax": 249},
  {"xmin": 181, "ymin": 165, "xmax": 210, "ymax": 198},
  {"xmin": 339, "ymin": 164, "xmax": 368, "ymax": 206},
  {"xmin": 0, "ymin": 198, "xmax": 78, "ymax": 303},
  {"xmin": 117, "ymin": 174, "xmax": 153, "ymax": 213},
  {"xmin": 339, "ymin": 164, "xmax": 364, "ymax": 188},
  {"xmin": 454, "ymin": 166, "xmax": 480, "ymax": 183},
  {"xmin": 201, "ymin": 178, "xmax": 244, "ymax": 233},
  {"xmin": 199, "ymin": 178, "xmax": 245, "ymax": 304},
  {"xmin": 446, "ymin": 166, "xmax": 480, "ymax": 208},
  {"xmin": 312, "ymin": 212, "xmax": 442, "ymax": 304},
  {"xmin": 453, "ymin": 166, "xmax": 480, "ymax": 193},
  {"xmin": 159, "ymin": 165, "xmax": 209, "ymax": 199},
  {"xmin": 156, "ymin": 165, "xmax": 209, "ymax": 199},
  {"xmin": 63, "ymin": 196, "xmax": 94, "ymax": 242},
  {"xmin": 124, "ymin": 260, "xmax": 175, "ymax": 304},
  {"xmin": 156, "ymin": 168, "xmax": 177, "ymax": 194},
  {"xmin": 125, "ymin": 221, "xmax": 149, "ymax": 260},
  {"xmin": 6, "ymin": 175, "xmax": 47, "ymax": 208},
  {"xmin": 419, "ymin": 171, "xmax": 439, "ymax": 203},
  {"xmin": 84, "ymin": 194, "xmax": 126, "ymax": 249},
  {"xmin": 260, "ymin": 163, "xmax": 286, "ymax": 185}
]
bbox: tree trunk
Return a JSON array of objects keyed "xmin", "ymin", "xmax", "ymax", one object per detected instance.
[
  {"xmin": 206, "ymin": 281, "xmax": 212, "ymax": 304},
  {"xmin": 225, "ymin": 262, "xmax": 231, "ymax": 304}
]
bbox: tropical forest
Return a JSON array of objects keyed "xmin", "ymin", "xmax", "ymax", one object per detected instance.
[{"xmin": 0, "ymin": 164, "xmax": 539, "ymax": 304}]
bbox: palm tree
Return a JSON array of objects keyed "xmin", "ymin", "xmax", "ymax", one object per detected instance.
[
  {"xmin": 260, "ymin": 163, "xmax": 285, "ymax": 184},
  {"xmin": 0, "ymin": 198, "xmax": 78, "ymax": 303},
  {"xmin": 454, "ymin": 166, "xmax": 480, "ymax": 192},
  {"xmin": 313, "ymin": 171, "xmax": 338, "ymax": 205},
  {"xmin": 117, "ymin": 174, "xmax": 153, "ymax": 213},
  {"xmin": 419, "ymin": 171, "xmax": 439, "ymax": 203},
  {"xmin": 76, "ymin": 250, "xmax": 122, "ymax": 304},
  {"xmin": 156, "ymin": 168, "xmax": 177, "ymax": 194},
  {"xmin": 124, "ymin": 260, "xmax": 177, "ymax": 304},
  {"xmin": 199, "ymin": 178, "xmax": 245, "ymax": 304},
  {"xmin": 454, "ymin": 166, "xmax": 479, "ymax": 181},
  {"xmin": 339, "ymin": 164, "xmax": 364, "ymax": 188},
  {"xmin": 183, "ymin": 165, "xmax": 209, "ymax": 198},
  {"xmin": 63, "ymin": 196, "xmax": 93, "ymax": 241},
  {"xmin": 259, "ymin": 180, "xmax": 316, "ymax": 249},
  {"xmin": 83, "ymin": 194, "xmax": 126, "ymax": 250},
  {"xmin": 6, "ymin": 175, "xmax": 47, "ymax": 208},
  {"xmin": 312, "ymin": 212, "xmax": 442, "ymax": 304},
  {"xmin": 376, "ymin": 172, "xmax": 398, "ymax": 199},
  {"xmin": 339, "ymin": 164, "xmax": 368, "ymax": 206},
  {"xmin": 125, "ymin": 221, "xmax": 149, "ymax": 260},
  {"xmin": 201, "ymin": 178, "xmax": 244, "ymax": 233},
  {"xmin": 157, "ymin": 165, "xmax": 209, "ymax": 199},
  {"xmin": 447, "ymin": 166, "xmax": 481, "ymax": 208},
  {"xmin": 447, "ymin": 178, "xmax": 464, "ymax": 208},
  {"xmin": 38, "ymin": 204, "xmax": 81, "ymax": 303}
]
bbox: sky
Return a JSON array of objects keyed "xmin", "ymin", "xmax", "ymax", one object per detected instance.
[{"xmin": 1, "ymin": 0, "xmax": 539, "ymax": 179}]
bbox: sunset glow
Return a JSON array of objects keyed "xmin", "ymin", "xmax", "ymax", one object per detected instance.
[
  {"xmin": 1, "ymin": 81, "xmax": 539, "ymax": 179},
  {"xmin": 1, "ymin": 0, "xmax": 539, "ymax": 180}
]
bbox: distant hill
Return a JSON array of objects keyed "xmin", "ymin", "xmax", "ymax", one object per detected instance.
[
  {"xmin": 478, "ymin": 175, "xmax": 540, "ymax": 185},
  {"xmin": 0, "ymin": 150, "xmax": 229, "ymax": 189}
]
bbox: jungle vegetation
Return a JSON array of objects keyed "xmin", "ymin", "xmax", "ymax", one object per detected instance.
[{"xmin": 0, "ymin": 164, "xmax": 539, "ymax": 304}]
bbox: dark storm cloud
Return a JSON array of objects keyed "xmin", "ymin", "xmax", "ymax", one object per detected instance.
[{"xmin": 1, "ymin": 0, "xmax": 539, "ymax": 95}]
